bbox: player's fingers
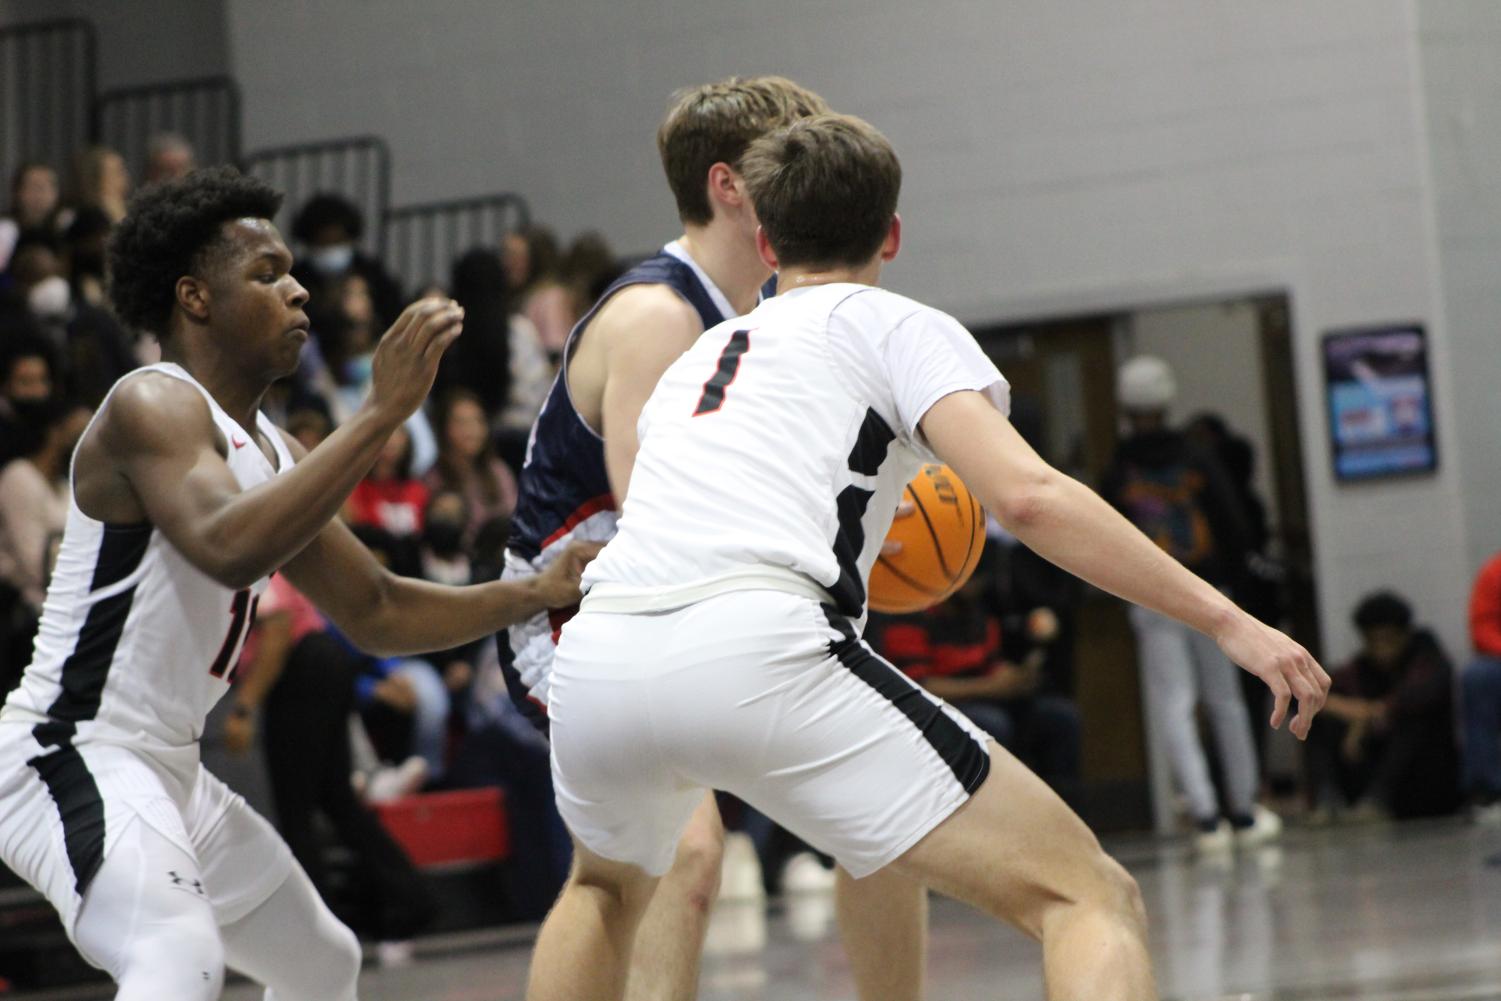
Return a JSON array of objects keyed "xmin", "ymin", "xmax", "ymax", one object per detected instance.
[
  {"xmin": 422, "ymin": 318, "xmax": 464, "ymax": 362},
  {"xmin": 390, "ymin": 297, "xmax": 448, "ymax": 342},
  {"xmin": 893, "ymin": 500, "xmax": 915, "ymax": 519},
  {"xmin": 1266, "ymin": 675, "xmax": 1291, "ymax": 730},
  {"xmin": 881, "ymin": 539, "xmax": 902, "ymax": 556}
]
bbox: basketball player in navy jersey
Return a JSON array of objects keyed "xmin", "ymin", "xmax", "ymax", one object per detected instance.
[
  {"xmin": 0, "ymin": 167, "xmax": 592, "ymax": 1001},
  {"xmin": 526, "ymin": 115, "xmax": 1329, "ymax": 1001},
  {"xmin": 501, "ymin": 78, "xmax": 927, "ymax": 1001}
]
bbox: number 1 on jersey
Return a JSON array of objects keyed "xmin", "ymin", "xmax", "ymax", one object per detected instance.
[{"xmin": 694, "ymin": 329, "xmax": 751, "ymax": 416}]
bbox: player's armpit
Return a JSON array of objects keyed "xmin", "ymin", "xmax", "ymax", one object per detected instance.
[{"xmin": 595, "ymin": 286, "xmax": 702, "ymax": 500}]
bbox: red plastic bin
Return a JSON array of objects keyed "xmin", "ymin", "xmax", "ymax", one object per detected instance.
[{"xmin": 373, "ymin": 787, "xmax": 510, "ymax": 867}]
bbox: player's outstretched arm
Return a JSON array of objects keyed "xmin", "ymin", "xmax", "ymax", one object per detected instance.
[
  {"xmin": 921, "ymin": 389, "xmax": 1330, "ymax": 739},
  {"xmin": 100, "ymin": 299, "xmax": 462, "ymax": 589},
  {"xmin": 594, "ymin": 286, "xmax": 703, "ymax": 499},
  {"xmin": 280, "ymin": 514, "xmax": 598, "ymax": 657}
]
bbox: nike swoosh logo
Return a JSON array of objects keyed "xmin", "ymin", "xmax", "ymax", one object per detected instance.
[{"xmin": 232, "ymin": 438, "xmax": 247, "ymax": 450}]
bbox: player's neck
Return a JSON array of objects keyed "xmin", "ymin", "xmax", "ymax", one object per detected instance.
[
  {"xmin": 159, "ymin": 338, "xmax": 267, "ymax": 430},
  {"xmin": 678, "ymin": 225, "xmax": 767, "ymax": 315},
  {"xmin": 776, "ymin": 260, "xmax": 882, "ymax": 294}
]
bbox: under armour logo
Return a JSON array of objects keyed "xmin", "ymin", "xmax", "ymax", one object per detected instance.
[{"xmin": 167, "ymin": 870, "xmax": 205, "ymax": 896}]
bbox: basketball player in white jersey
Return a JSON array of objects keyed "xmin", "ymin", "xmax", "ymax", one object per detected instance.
[
  {"xmin": 526, "ymin": 115, "xmax": 1331, "ymax": 1001},
  {"xmin": 504, "ymin": 77, "xmax": 929, "ymax": 1001},
  {"xmin": 0, "ymin": 167, "xmax": 592, "ymax": 1001}
]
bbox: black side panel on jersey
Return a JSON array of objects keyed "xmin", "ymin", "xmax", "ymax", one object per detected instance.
[
  {"xmin": 827, "ymin": 409, "xmax": 897, "ymax": 616},
  {"xmin": 821, "ymin": 606, "xmax": 990, "ymax": 794},
  {"xmin": 506, "ymin": 252, "xmax": 731, "ymax": 562},
  {"xmin": 48, "ymin": 525, "xmax": 151, "ymax": 724},
  {"xmin": 28, "ymin": 744, "xmax": 107, "ymax": 894}
]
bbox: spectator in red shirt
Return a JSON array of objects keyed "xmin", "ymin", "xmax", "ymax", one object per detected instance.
[
  {"xmin": 345, "ymin": 424, "xmax": 428, "ymax": 576},
  {"xmin": 876, "ymin": 577, "xmax": 1082, "ymax": 807},
  {"xmin": 1461, "ymin": 552, "xmax": 1501, "ymax": 817},
  {"xmin": 1308, "ymin": 591, "xmax": 1460, "ymax": 819}
]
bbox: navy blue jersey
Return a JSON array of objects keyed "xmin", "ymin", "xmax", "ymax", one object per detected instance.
[{"xmin": 506, "ymin": 249, "xmax": 739, "ymax": 562}]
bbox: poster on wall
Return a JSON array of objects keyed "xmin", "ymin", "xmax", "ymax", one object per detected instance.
[{"xmin": 1322, "ymin": 323, "xmax": 1438, "ymax": 481}]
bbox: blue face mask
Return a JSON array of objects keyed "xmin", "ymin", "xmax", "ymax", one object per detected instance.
[
  {"xmin": 345, "ymin": 352, "xmax": 374, "ymax": 387},
  {"xmin": 308, "ymin": 243, "xmax": 355, "ymax": 276}
]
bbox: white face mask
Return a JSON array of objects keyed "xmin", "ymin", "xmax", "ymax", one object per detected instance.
[
  {"xmin": 308, "ymin": 243, "xmax": 355, "ymax": 276},
  {"xmin": 27, "ymin": 275, "xmax": 70, "ymax": 319}
]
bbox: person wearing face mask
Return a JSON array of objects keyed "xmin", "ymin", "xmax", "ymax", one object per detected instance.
[
  {"xmin": 0, "ymin": 396, "xmax": 91, "ymax": 685},
  {"xmin": 8, "ymin": 228, "xmax": 136, "ymax": 407},
  {"xmin": 0, "ymin": 333, "xmax": 56, "ymax": 468},
  {"xmin": 290, "ymin": 193, "xmax": 404, "ymax": 329}
]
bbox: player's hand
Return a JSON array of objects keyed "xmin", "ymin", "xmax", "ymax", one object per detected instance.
[
  {"xmin": 535, "ymin": 541, "xmax": 606, "ymax": 609},
  {"xmin": 367, "ymin": 297, "xmax": 464, "ymax": 424},
  {"xmin": 881, "ymin": 501, "xmax": 916, "ymax": 556},
  {"xmin": 1215, "ymin": 611, "xmax": 1329, "ymax": 740}
]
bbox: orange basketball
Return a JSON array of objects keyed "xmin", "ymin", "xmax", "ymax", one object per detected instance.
[{"xmin": 869, "ymin": 464, "xmax": 986, "ymax": 614}]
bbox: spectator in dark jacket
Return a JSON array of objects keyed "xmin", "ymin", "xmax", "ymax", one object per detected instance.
[{"xmin": 1309, "ymin": 591, "xmax": 1460, "ymax": 819}]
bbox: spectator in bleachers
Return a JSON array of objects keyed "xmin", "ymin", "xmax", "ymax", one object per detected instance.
[
  {"xmin": 561, "ymin": 230, "xmax": 621, "ymax": 310},
  {"xmin": 71, "ymin": 146, "xmax": 130, "ymax": 225},
  {"xmin": 0, "ymin": 396, "xmax": 89, "ymax": 682},
  {"xmin": 228, "ymin": 573, "xmax": 437, "ymax": 948},
  {"xmin": 1104, "ymin": 356, "xmax": 1278, "ymax": 850},
  {"xmin": 1458, "ymin": 553, "xmax": 1501, "ymax": 821},
  {"xmin": 516, "ymin": 226, "xmax": 574, "ymax": 359},
  {"xmin": 0, "ymin": 333, "xmax": 56, "ymax": 469},
  {"xmin": 143, "ymin": 132, "xmax": 197, "ymax": 184},
  {"xmin": 6, "ymin": 227, "xmax": 136, "ymax": 408},
  {"xmin": 437, "ymin": 248, "xmax": 514, "ymax": 417},
  {"xmin": 0, "ymin": 162, "xmax": 61, "ymax": 274},
  {"xmin": 344, "ymin": 424, "xmax": 427, "ymax": 578},
  {"xmin": 286, "ymin": 406, "xmax": 332, "ymax": 453},
  {"xmin": 878, "ymin": 577, "xmax": 1083, "ymax": 807},
  {"xmin": 1309, "ymin": 591, "xmax": 1461, "ymax": 820},
  {"xmin": 291, "ymin": 192, "xmax": 404, "ymax": 328},
  {"xmin": 425, "ymin": 389, "xmax": 518, "ymax": 542},
  {"xmin": 64, "ymin": 205, "xmax": 113, "ymax": 309}
]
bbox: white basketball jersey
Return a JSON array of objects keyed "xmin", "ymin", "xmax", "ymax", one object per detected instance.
[
  {"xmin": 581, "ymin": 283, "xmax": 1009, "ymax": 627},
  {"xmin": 2, "ymin": 363, "xmax": 294, "ymax": 773}
]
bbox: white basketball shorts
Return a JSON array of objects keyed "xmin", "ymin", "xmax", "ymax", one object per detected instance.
[
  {"xmin": 0, "ymin": 722, "xmax": 293, "ymax": 945},
  {"xmin": 548, "ymin": 588, "xmax": 993, "ymax": 879}
]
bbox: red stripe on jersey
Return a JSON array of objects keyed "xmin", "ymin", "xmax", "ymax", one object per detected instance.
[
  {"xmin": 541, "ymin": 494, "xmax": 616, "ymax": 551},
  {"xmin": 549, "ymin": 604, "xmax": 579, "ymax": 645}
]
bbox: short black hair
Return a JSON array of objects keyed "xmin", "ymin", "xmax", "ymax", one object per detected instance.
[
  {"xmin": 107, "ymin": 166, "xmax": 283, "ymax": 335},
  {"xmin": 291, "ymin": 193, "xmax": 363, "ymax": 243},
  {"xmin": 1353, "ymin": 591, "xmax": 1413, "ymax": 632}
]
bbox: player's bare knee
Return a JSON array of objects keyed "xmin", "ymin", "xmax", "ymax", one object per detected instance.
[
  {"xmin": 1088, "ymin": 852, "xmax": 1146, "ymax": 930},
  {"xmin": 671, "ymin": 821, "xmax": 726, "ymax": 903}
]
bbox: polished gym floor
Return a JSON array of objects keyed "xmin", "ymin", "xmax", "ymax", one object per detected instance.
[{"xmin": 214, "ymin": 820, "xmax": 1501, "ymax": 1001}]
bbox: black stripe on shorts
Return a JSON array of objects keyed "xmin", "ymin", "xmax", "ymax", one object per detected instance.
[
  {"xmin": 821, "ymin": 606, "xmax": 990, "ymax": 793},
  {"xmin": 27, "ymin": 738, "xmax": 107, "ymax": 896}
]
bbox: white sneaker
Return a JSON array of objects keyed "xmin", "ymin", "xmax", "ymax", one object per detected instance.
[
  {"xmin": 1195, "ymin": 820, "xmax": 1232, "ymax": 854},
  {"xmin": 781, "ymin": 852, "xmax": 836, "ymax": 895},
  {"xmin": 1233, "ymin": 805, "xmax": 1283, "ymax": 848},
  {"xmin": 719, "ymin": 832, "xmax": 765, "ymax": 902},
  {"xmin": 376, "ymin": 939, "xmax": 415, "ymax": 968},
  {"xmin": 365, "ymin": 757, "xmax": 428, "ymax": 803}
]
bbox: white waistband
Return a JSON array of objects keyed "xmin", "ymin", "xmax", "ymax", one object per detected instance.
[{"xmin": 580, "ymin": 567, "xmax": 834, "ymax": 614}]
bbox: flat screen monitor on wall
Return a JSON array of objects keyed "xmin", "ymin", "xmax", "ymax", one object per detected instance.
[{"xmin": 1322, "ymin": 323, "xmax": 1438, "ymax": 482}]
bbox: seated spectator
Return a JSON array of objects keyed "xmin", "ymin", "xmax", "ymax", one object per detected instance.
[
  {"xmin": 425, "ymin": 388, "xmax": 518, "ymax": 541},
  {"xmin": 877, "ymin": 576, "xmax": 1083, "ymax": 807},
  {"xmin": 1461, "ymin": 552, "xmax": 1501, "ymax": 820},
  {"xmin": 0, "ymin": 333, "xmax": 56, "ymax": 468},
  {"xmin": 64, "ymin": 205, "xmax": 113, "ymax": 308},
  {"xmin": 344, "ymin": 425, "xmax": 428, "ymax": 576},
  {"xmin": 7, "ymin": 227, "xmax": 136, "ymax": 407},
  {"xmin": 228, "ymin": 573, "xmax": 436, "ymax": 945},
  {"xmin": 286, "ymin": 406, "xmax": 332, "ymax": 453},
  {"xmin": 71, "ymin": 145, "xmax": 130, "ymax": 225},
  {"xmin": 291, "ymin": 192, "xmax": 403, "ymax": 328},
  {"xmin": 514, "ymin": 225, "xmax": 568, "ymax": 357},
  {"xmin": 561, "ymin": 230, "xmax": 621, "ymax": 311},
  {"xmin": 436, "ymin": 247, "xmax": 515, "ymax": 418},
  {"xmin": 0, "ymin": 397, "xmax": 90, "ymax": 685},
  {"xmin": 1309, "ymin": 591, "xmax": 1461, "ymax": 820},
  {"xmin": 0, "ymin": 162, "xmax": 61, "ymax": 274},
  {"xmin": 143, "ymin": 132, "xmax": 197, "ymax": 184}
]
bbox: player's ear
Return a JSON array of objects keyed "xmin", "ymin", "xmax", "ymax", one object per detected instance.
[
  {"xmin": 755, "ymin": 226, "xmax": 779, "ymax": 272},
  {"xmin": 880, "ymin": 214, "xmax": 902, "ymax": 263},
  {"xmin": 176, "ymin": 275, "xmax": 211, "ymax": 324},
  {"xmin": 707, "ymin": 162, "xmax": 744, "ymax": 214}
]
